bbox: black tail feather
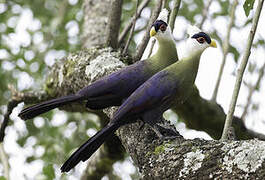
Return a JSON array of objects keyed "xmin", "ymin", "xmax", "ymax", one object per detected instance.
[
  {"xmin": 61, "ymin": 123, "xmax": 119, "ymax": 173},
  {"xmin": 86, "ymin": 98, "xmax": 122, "ymax": 110},
  {"xmin": 19, "ymin": 94, "xmax": 82, "ymax": 120}
]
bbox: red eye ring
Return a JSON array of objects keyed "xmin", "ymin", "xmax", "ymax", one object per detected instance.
[
  {"xmin": 159, "ymin": 24, "xmax": 167, "ymax": 32},
  {"xmin": 197, "ymin": 37, "xmax": 205, "ymax": 44}
]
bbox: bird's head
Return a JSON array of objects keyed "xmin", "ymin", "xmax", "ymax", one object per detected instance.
[
  {"xmin": 150, "ymin": 9, "xmax": 173, "ymax": 42},
  {"xmin": 184, "ymin": 25, "xmax": 217, "ymax": 57}
]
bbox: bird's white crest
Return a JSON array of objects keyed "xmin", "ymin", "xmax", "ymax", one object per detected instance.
[
  {"xmin": 187, "ymin": 25, "xmax": 201, "ymax": 37},
  {"xmin": 157, "ymin": 8, "xmax": 169, "ymax": 22}
]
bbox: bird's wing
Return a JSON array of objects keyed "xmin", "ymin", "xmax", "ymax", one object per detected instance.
[
  {"xmin": 113, "ymin": 71, "xmax": 178, "ymax": 121},
  {"xmin": 77, "ymin": 60, "xmax": 150, "ymax": 98}
]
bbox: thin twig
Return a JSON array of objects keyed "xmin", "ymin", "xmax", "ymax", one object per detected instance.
[
  {"xmin": 106, "ymin": 0, "xmax": 123, "ymax": 49},
  {"xmin": 133, "ymin": 0, "xmax": 163, "ymax": 62},
  {"xmin": 122, "ymin": 0, "xmax": 139, "ymax": 56},
  {"xmin": 241, "ymin": 61, "xmax": 265, "ymax": 120},
  {"xmin": 0, "ymin": 86, "xmax": 48, "ymax": 142},
  {"xmin": 147, "ymin": 0, "xmax": 168, "ymax": 59},
  {"xmin": 51, "ymin": 0, "xmax": 68, "ymax": 32},
  {"xmin": 198, "ymin": 0, "xmax": 213, "ymax": 29},
  {"xmin": 169, "ymin": 0, "xmax": 181, "ymax": 31},
  {"xmin": 0, "ymin": 100, "xmax": 19, "ymax": 142},
  {"xmin": 211, "ymin": 0, "xmax": 238, "ymax": 101},
  {"xmin": 147, "ymin": 0, "xmax": 168, "ymax": 58},
  {"xmin": 221, "ymin": 0, "xmax": 264, "ymax": 140},
  {"xmin": 0, "ymin": 143, "xmax": 9, "ymax": 179},
  {"xmin": 118, "ymin": 0, "xmax": 150, "ymax": 45},
  {"xmin": 148, "ymin": 0, "xmax": 181, "ymax": 59}
]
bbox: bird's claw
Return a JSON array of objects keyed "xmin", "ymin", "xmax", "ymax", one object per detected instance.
[
  {"xmin": 151, "ymin": 124, "xmax": 181, "ymax": 140},
  {"xmin": 138, "ymin": 121, "xmax": 145, "ymax": 130}
]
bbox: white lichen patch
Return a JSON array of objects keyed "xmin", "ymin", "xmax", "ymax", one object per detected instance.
[
  {"xmin": 222, "ymin": 139, "xmax": 265, "ymax": 174},
  {"xmin": 179, "ymin": 150, "xmax": 205, "ymax": 177},
  {"xmin": 103, "ymin": 106, "xmax": 118, "ymax": 119},
  {"xmin": 58, "ymin": 66, "xmax": 64, "ymax": 87},
  {"xmin": 85, "ymin": 49, "xmax": 125, "ymax": 82}
]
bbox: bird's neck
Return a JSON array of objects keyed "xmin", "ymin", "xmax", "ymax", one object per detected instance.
[
  {"xmin": 151, "ymin": 38, "xmax": 178, "ymax": 66},
  {"xmin": 171, "ymin": 52, "xmax": 202, "ymax": 82}
]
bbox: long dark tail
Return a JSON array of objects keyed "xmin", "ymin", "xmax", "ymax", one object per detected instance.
[
  {"xmin": 19, "ymin": 94, "xmax": 82, "ymax": 120},
  {"xmin": 61, "ymin": 123, "xmax": 119, "ymax": 172}
]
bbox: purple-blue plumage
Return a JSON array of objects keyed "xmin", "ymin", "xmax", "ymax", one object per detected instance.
[
  {"xmin": 19, "ymin": 58, "xmax": 175, "ymax": 120},
  {"xmin": 60, "ymin": 27, "xmax": 216, "ymax": 173},
  {"xmin": 78, "ymin": 60, "xmax": 154, "ymax": 108},
  {"xmin": 19, "ymin": 17, "xmax": 178, "ymax": 120},
  {"xmin": 112, "ymin": 70, "xmax": 179, "ymax": 125}
]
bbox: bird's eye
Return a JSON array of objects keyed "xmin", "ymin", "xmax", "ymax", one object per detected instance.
[
  {"xmin": 159, "ymin": 24, "xmax": 167, "ymax": 32},
  {"xmin": 196, "ymin": 37, "xmax": 205, "ymax": 44}
]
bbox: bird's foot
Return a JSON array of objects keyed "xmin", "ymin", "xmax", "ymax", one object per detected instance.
[
  {"xmin": 138, "ymin": 121, "xmax": 145, "ymax": 130},
  {"xmin": 151, "ymin": 124, "xmax": 181, "ymax": 141}
]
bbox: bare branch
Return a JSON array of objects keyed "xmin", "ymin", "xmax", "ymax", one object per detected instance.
[
  {"xmin": 211, "ymin": 0, "xmax": 238, "ymax": 101},
  {"xmin": 0, "ymin": 100, "xmax": 19, "ymax": 142},
  {"xmin": 221, "ymin": 0, "xmax": 264, "ymax": 140},
  {"xmin": 198, "ymin": 0, "xmax": 213, "ymax": 29},
  {"xmin": 118, "ymin": 0, "xmax": 150, "ymax": 45},
  {"xmin": 133, "ymin": 0, "xmax": 163, "ymax": 62},
  {"xmin": 0, "ymin": 87, "xmax": 48, "ymax": 142},
  {"xmin": 106, "ymin": 0, "xmax": 123, "ymax": 49},
  {"xmin": 169, "ymin": 0, "xmax": 181, "ymax": 31},
  {"xmin": 122, "ymin": 0, "xmax": 139, "ymax": 56},
  {"xmin": 241, "ymin": 61, "xmax": 265, "ymax": 120}
]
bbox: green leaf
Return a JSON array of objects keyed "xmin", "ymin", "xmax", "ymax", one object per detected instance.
[
  {"xmin": 43, "ymin": 164, "xmax": 55, "ymax": 180},
  {"xmin": 228, "ymin": 45, "xmax": 240, "ymax": 63},
  {"xmin": 243, "ymin": 0, "xmax": 255, "ymax": 17}
]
